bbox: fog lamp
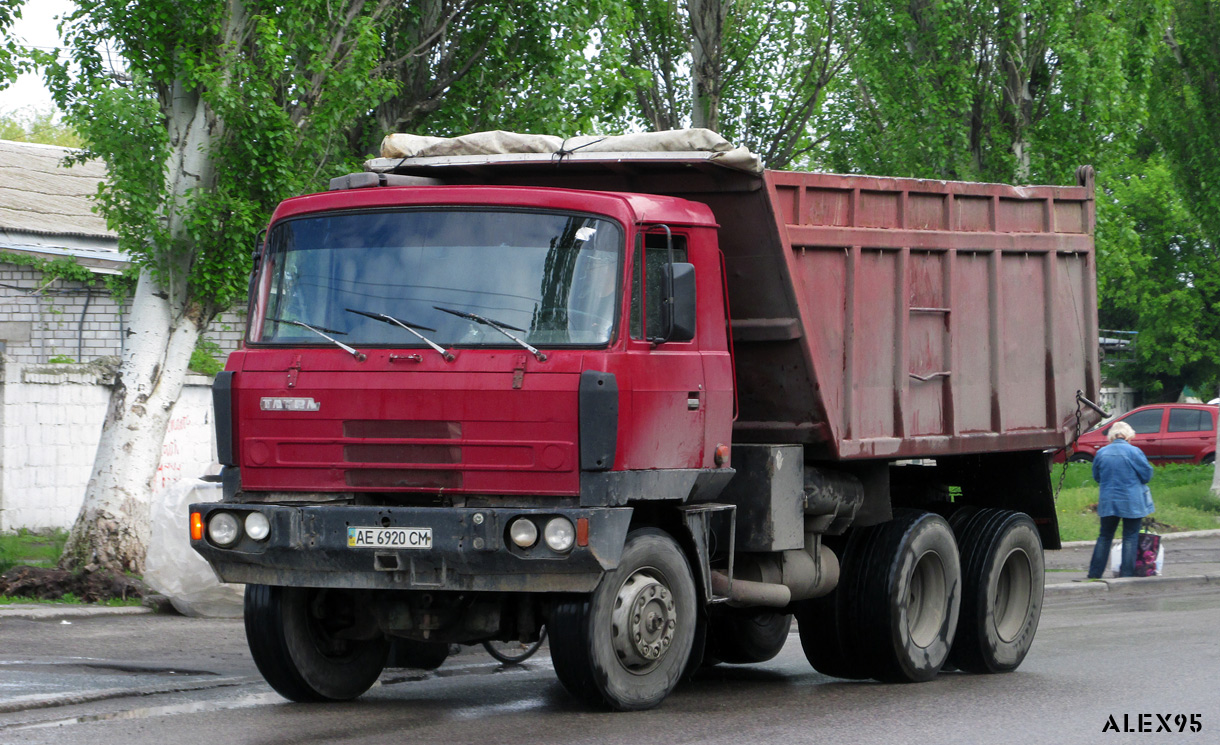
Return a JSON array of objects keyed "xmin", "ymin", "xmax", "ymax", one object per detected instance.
[
  {"xmin": 244, "ymin": 511, "xmax": 271, "ymax": 541},
  {"xmin": 544, "ymin": 517, "xmax": 575, "ymax": 553}
]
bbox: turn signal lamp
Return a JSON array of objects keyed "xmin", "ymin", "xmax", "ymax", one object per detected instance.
[{"xmin": 190, "ymin": 512, "xmax": 204, "ymax": 541}]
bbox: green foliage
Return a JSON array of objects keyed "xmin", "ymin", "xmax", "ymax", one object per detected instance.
[
  {"xmin": 0, "ymin": 109, "xmax": 83, "ymax": 147},
  {"xmin": 1054, "ymin": 463, "xmax": 1220, "ymax": 540},
  {"xmin": 188, "ymin": 337, "xmax": 225, "ymax": 376},
  {"xmin": 595, "ymin": 0, "xmax": 853, "ymax": 168},
  {"xmin": 0, "ymin": 250, "xmax": 98, "ymax": 285},
  {"xmin": 0, "ymin": 0, "xmax": 24, "ymax": 89},
  {"xmin": 40, "ymin": 0, "xmax": 399, "ymax": 319},
  {"xmin": 1153, "ymin": 0, "xmax": 1220, "ymax": 247},
  {"xmin": 357, "ymin": 1, "xmax": 603, "ymax": 149},
  {"xmin": 47, "ymin": 355, "xmax": 76, "ymax": 363},
  {"xmin": 824, "ymin": 0, "xmax": 1169, "ymax": 184},
  {"xmin": 1096, "ymin": 154, "xmax": 1220, "ymax": 400}
]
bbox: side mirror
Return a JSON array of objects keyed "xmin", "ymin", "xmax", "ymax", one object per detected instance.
[{"xmin": 661, "ymin": 262, "xmax": 696, "ymax": 342}]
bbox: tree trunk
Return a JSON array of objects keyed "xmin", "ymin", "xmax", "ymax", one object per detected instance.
[
  {"xmin": 688, "ymin": 0, "xmax": 725, "ymax": 131},
  {"xmin": 62, "ymin": 79, "xmax": 218, "ymax": 574},
  {"xmin": 60, "ymin": 272, "xmax": 202, "ymax": 573}
]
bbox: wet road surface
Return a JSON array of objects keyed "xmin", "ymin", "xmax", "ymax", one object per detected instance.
[{"xmin": 1, "ymin": 589, "xmax": 1217, "ymax": 745}]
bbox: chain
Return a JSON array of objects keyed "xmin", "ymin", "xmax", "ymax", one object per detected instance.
[{"xmin": 1053, "ymin": 395, "xmax": 1085, "ymax": 501}]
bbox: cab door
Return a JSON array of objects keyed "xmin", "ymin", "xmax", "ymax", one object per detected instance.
[{"xmin": 621, "ymin": 231, "xmax": 706, "ymax": 469}]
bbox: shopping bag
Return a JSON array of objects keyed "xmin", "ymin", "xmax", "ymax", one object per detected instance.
[
  {"xmin": 1134, "ymin": 530, "xmax": 1162, "ymax": 577},
  {"xmin": 1106, "ymin": 530, "xmax": 1164, "ymax": 577}
]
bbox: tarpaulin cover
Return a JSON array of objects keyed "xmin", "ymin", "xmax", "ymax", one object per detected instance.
[{"xmin": 376, "ymin": 128, "xmax": 763, "ymax": 174}]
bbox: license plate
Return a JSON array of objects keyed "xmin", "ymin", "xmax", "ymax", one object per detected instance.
[{"xmin": 347, "ymin": 527, "xmax": 432, "ymax": 549}]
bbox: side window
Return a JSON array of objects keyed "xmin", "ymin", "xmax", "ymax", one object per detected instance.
[
  {"xmin": 630, "ymin": 232, "xmax": 688, "ymax": 340},
  {"xmin": 1167, "ymin": 408, "xmax": 1210, "ymax": 433},
  {"xmin": 1121, "ymin": 408, "xmax": 1163, "ymax": 435}
]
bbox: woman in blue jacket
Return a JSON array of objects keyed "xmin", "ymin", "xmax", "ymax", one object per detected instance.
[{"xmin": 1087, "ymin": 421, "xmax": 1155, "ymax": 578}]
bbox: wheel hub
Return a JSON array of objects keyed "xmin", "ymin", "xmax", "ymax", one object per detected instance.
[{"xmin": 611, "ymin": 571, "xmax": 676, "ymax": 672}]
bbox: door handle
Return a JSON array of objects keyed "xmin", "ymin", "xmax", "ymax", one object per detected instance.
[{"xmin": 687, "ymin": 392, "xmax": 701, "ymax": 411}]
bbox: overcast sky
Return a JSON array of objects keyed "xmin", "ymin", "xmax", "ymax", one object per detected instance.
[{"xmin": 0, "ymin": 0, "xmax": 74, "ymax": 116}]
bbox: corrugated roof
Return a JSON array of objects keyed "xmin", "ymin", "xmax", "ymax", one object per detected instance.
[{"xmin": 0, "ymin": 139, "xmax": 116, "ymax": 241}]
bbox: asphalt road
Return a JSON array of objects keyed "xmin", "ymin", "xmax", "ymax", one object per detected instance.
[{"xmin": 1, "ymin": 587, "xmax": 1217, "ymax": 745}]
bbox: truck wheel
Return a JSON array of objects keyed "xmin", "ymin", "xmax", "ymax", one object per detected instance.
[
  {"xmin": 387, "ymin": 638, "xmax": 450, "ymax": 670},
  {"xmin": 244, "ymin": 584, "xmax": 389, "ymax": 702},
  {"xmin": 948, "ymin": 509, "xmax": 1044, "ymax": 674},
  {"xmin": 795, "ymin": 532, "xmax": 873, "ymax": 680},
  {"xmin": 549, "ymin": 529, "xmax": 697, "ymax": 710},
  {"xmin": 853, "ymin": 510, "xmax": 961, "ymax": 683},
  {"xmin": 706, "ymin": 609, "xmax": 792, "ymax": 664}
]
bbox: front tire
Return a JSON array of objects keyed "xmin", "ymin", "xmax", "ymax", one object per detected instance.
[
  {"xmin": 244, "ymin": 585, "xmax": 389, "ymax": 702},
  {"xmin": 948, "ymin": 509, "xmax": 1044, "ymax": 673},
  {"xmin": 549, "ymin": 529, "xmax": 697, "ymax": 710}
]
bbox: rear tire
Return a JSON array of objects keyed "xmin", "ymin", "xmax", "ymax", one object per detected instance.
[
  {"xmin": 244, "ymin": 585, "xmax": 389, "ymax": 702},
  {"xmin": 796, "ymin": 533, "xmax": 873, "ymax": 680},
  {"xmin": 1067, "ymin": 453, "xmax": 1093, "ymax": 464},
  {"xmin": 948, "ymin": 509, "xmax": 1044, "ymax": 674},
  {"xmin": 706, "ymin": 609, "xmax": 791, "ymax": 664},
  {"xmin": 852, "ymin": 510, "xmax": 961, "ymax": 683},
  {"xmin": 549, "ymin": 529, "xmax": 697, "ymax": 710}
]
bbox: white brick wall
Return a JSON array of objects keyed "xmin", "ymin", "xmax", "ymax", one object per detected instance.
[
  {"xmin": 0, "ymin": 360, "xmax": 217, "ymax": 532},
  {"xmin": 0, "ymin": 262, "xmax": 247, "ymax": 366}
]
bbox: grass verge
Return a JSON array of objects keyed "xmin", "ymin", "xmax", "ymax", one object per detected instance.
[{"xmin": 1052, "ymin": 462, "xmax": 1220, "ymax": 541}]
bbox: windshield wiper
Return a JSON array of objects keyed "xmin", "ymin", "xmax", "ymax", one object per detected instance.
[
  {"xmin": 268, "ymin": 317, "xmax": 366, "ymax": 362},
  {"xmin": 432, "ymin": 305, "xmax": 547, "ymax": 362},
  {"xmin": 345, "ymin": 308, "xmax": 455, "ymax": 361}
]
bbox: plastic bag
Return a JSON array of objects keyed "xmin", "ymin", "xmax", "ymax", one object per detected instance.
[
  {"xmin": 1107, "ymin": 538, "xmax": 1164, "ymax": 577},
  {"xmin": 144, "ymin": 478, "xmax": 245, "ymax": 617}
]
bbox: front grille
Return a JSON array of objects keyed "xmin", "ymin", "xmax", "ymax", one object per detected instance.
[
  {"xmin": 344, "ymin": 444, "xmax": 462, "ymax": 464},
  {"xmin": 343, "ymin": 420, "xmax": 462, "ymax": 439}
]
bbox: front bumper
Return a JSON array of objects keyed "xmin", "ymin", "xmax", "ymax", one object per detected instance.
[{"xmin": 189, "ymin": 503, "xmax": 632, "ymax": 593}]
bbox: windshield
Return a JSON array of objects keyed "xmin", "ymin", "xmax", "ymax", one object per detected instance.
[{"xmin": 249, "ymin": 209, "xmax": 624, "ymax": 348}]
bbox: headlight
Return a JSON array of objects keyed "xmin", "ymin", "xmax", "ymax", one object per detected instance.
[
  {"xmin": 509, "ymin": 517, "xmax": 538, "ymax": 548},
  {"xmin": 543, "ymin": 517, "xmax": 575, "ymax": 553},
  {"xmin": 207, "ymin": 512, "xmax": 241, "ymax": 546},
  {"xmin": 244, "ymin": 511, "xmax": 271, "ymax": 541}
]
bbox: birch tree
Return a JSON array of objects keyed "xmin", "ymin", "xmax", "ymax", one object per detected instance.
[
  {"xmin": 601, "ymin": 0, "xmax": 854, "ymax": 168},
  {"xmin": 47, "ymin": 0, "xmax": 396, "ymax": 573},
  {"xmin": 825, "ymin": 0, "xmax": 1166, "ymax": 184}
]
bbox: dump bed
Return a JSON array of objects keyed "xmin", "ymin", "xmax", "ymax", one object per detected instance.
[{"xmin": 370, "ymin": 131, "xmax": 1100, "ymax": 461}]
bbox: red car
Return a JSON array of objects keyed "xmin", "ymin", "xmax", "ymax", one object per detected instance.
[{"xmin": 1060, "ymin": 403, "xmax": 1217, "ymax": 464}]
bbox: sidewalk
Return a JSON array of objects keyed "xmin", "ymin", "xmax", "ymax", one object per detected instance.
[{"xmin": 1043, "ymin": 528, "xmax": 1220, "ymax": 599}]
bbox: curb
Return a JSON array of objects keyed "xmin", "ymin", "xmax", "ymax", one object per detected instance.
[
  {"xmin": 1045, "ymin": 572, "xmax": 1220, "ymax": 598},
  {"xmin": 1060, "ymin": 528, "xmax": 1220, "ymax": 550},
  {"xmin": 0, "ymin": 676, "xmax": 251, "ymax": 715},
  {"xmin": 0, "ymin": 604, "xmax": 154, "ymax": 621}
]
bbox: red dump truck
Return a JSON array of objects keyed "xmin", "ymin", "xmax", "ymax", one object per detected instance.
[{"xmin": 191, "ymin": 131, "xmax": 1101, "ymax": 710}]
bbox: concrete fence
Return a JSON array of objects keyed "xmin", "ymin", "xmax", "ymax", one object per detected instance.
[{"xmin": 0, "ymin": 358, "xmax": 216, "ymax": 532}]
